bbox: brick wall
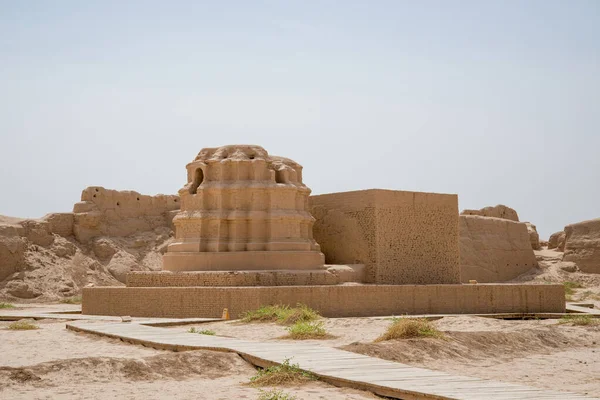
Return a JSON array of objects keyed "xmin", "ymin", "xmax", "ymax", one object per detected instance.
[
  {"xmin": 310, "ymin": 189, "xmax": 460, "ymax": 284},
  {"xmin": 82, "ymin": 283, "xmax": 565, "ymax": 318}
]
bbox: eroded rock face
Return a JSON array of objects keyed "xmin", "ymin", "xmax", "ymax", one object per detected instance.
[
  {"xmin": 525, "ymin": 222, "xmax": 541, "ymax": 250},
  {"xmin": 461, "ymin": 205, "xmax": 519, "ymax": 222},
  {"xmin": 0, "ymin": 188, "xmax": 178, "ymax": 300},
  {"xmin": 460, "ymin": 215, "xmax": 538, "ymax": 282},
  {"xmin": 564, "ymin": 218, "xmax": 600, "ymax": 274},
  {"xmin": 548, "ymin": 231, "xmax": 566, "ymax": 251}
]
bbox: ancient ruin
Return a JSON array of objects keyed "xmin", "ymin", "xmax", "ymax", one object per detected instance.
[
  {"xmin": 81, "ymin": 145, "xmax": 564, "ymax": 318},
  {"xmin": 163, "ymin": 145, "xmax": 324, "ymax": 272}
]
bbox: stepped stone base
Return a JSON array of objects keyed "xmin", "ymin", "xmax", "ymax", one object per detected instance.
[
  {"xmin": 126, "ymin": 265, "xmax": 365, "ymax": 287},
  {"xmin": 163, "ymin": 251, "xmax": 325, "ymax": 271},
  {"xmin": 82, "ymin": 284, "xmax": 565, "ymax": 318}
]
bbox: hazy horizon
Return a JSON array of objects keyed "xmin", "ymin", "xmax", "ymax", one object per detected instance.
[{"xmin": 1, "ymin": 1, "xmax": 599, "ymax": 239}]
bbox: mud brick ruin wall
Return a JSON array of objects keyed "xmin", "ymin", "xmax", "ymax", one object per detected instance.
[
  {"xmin": 72, "ymin": 187, "xmax": 180, "ymax": 243},
  {"xmin": 460, "ymin": 215, "xmax": 538, "ymax": 283},
  {"xmin": 82, "ymin": 284, "xmax": 565, "ymax": 318},
  {"xmin": 309, "ymin": 189, "xmax": 460, "ymax": 285}
]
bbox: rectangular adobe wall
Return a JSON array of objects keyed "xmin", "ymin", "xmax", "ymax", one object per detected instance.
[
  {"xmin": 460, "ymin": 215, "xmax": 538, "ymax": 282},
  {"xmin": 82, "ymin": 284, "xmax": 564, "ymax": 318},
  {"xmin": 309, "ymin": 189, "xmax": 460, "ymax": 284}
]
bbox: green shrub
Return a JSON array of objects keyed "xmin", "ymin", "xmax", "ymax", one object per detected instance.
[
  {"xmin": 188, "ymin": 327, "xmax": 216, "ymax": 335},
  {"xmin": 0, "ymin": 302, "xmax": 15, "ymax": 309},
  {"xmin": 7, "ymin": 320, "xmax": 39, "ymax": 330},
  {"xmin": 241, "ymin": 304, "xmax": 320, "ymax": 326},
  {"xmin": 375, "ymin": 318, "xmax": 443, "ymax": 341},
  {"xmin": 257, "ymin": 389, "xmax": 297, "ymax": 400},
  {"xmin": 250, "ymin": 358, "xmax": 316, "ymax": 386}
]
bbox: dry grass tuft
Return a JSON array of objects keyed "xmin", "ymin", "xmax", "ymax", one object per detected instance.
[
  {"xmin": 559, "ymin": 315, "xmax": 600, "ymax": 326},
  {"xmin": 241, "ymin": 304, "xmax": 320, "ymax": 326},
  {"xmin": 281, "ymin": 321, "xmax": 333, "ymax": 340},
  {"xmin": 375, "ymin": 318, "xmax": 443, "ymax": 341},
  {"xmin": 188, "ymin": 327, "xmax": 216, "ymax": 335},
  {"xmin": 60, "ymin": 296, "xmax": 82, "ymax": 304},
  {"xmin": 257, "ymin": 389, "xmax": 298, "ymax": 400},
  {"xmin": 249, "ymin": 359, "xmax": 316, "ymax": 387},
  {"xmin": 7, "ymin": 319, "xmax": 39, "ymax": 330}
]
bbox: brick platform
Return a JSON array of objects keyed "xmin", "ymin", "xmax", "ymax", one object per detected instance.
[
  {"xmin": 82, "ymin": 284, "xmax": 565, "ymax": 318},
  {"xmin": 126, "ymin": 266, "xmax": 364, "ymax": 287}
]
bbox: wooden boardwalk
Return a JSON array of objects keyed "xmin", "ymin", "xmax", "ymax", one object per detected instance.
[
  {"xmin": 0, "ymin": 307, "xmax": 220, "ymax": 326},
  {"xmin": 66, "ymin": 320, "xmax": 598, "ymax": 400}
]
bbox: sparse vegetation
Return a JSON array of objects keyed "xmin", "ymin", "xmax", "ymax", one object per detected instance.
[
  {"xmin": 375, "ymin": 318, "xmax": 443, "ymax": 341},
  {"xmin": 257, "ymin": 389, "xmax": 298, "ymax": 400},
  {"xmin": 241, "ymin": 304, "xmax": 320, "ymax": 326},
  {"xmin": 7, "ymin": 320, "xmax": 39, "ymax": 330},
  {"xmin": 282, "ymin": 321, "xmax": 331, "ymax": 340},
  {"xmin": 60, "ymin": 296, "xmax": 82, "ymax": 304},
  {"xmin": 188, "ymin": 327, "xmax": 216, "ymax": 335},
  {"xmin": 249, "ymin": 358, "xmax": 316, "ymax": 386},
  {"xmin": 564, "ymin": 281, "xmax": 583, "ymax": 295},
  {"xmin": 559, "ymin": 315, "xmax": 600, "ymax": 326},
  {"xmin": 0, "ymin": 302, "xmax": 15, "ymax": 309}
]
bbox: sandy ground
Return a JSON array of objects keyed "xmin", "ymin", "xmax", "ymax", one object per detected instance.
[
  {"xmin": 174, "ymin": 315, "xmax": 600, "ymax": 397},
  {"xmin": 0, "ymin": 318, "xmax": 378, "ymax": 400}
]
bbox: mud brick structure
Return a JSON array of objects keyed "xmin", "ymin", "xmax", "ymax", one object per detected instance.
[
  {"xmin": 310, "ymin": 190, "xmax": 460, "ymax": 284},
  {"xmin": 82, "ymin": 144, "xmax": 565, "ymax": 317}
]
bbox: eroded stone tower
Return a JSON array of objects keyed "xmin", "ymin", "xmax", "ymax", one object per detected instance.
[{"xmin": 163, "ymin": 145, "xmax": 325, "ymax": 271}]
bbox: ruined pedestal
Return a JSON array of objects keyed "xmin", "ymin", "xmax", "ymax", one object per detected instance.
[{"xmin": 163, "ymin": 145, "xmax": 324, "ymax": 272}]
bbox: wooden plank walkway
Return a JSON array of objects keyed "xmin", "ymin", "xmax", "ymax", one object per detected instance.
[
  {"xmin": 66, "ymin": 320, "xmax": 598, "ymax": 400},
  {"xmin": 567, "ymin": 303, "xmax": 600, "ymax": 316},
  {"xmin": 0, "ymin": 309, "xmax": 220, "ymax": 326}
]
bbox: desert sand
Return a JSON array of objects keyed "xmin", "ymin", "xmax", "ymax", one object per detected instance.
[{"xmin": 0, "ymin": 318, "xmax": 378, "ymax": 400}]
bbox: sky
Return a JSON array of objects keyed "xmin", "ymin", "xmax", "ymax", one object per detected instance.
[{"xmin": 0, "ymin": 0, "xmax": 598, "ymax": 239}]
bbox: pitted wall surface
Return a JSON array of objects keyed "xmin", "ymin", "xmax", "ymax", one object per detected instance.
[{"xmin": 310, "ymin": 189, "xmax": 460, "ymax": 284}]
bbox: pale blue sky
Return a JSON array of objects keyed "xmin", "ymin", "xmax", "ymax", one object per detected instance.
[{"xmin": 1, "ymin": 0, "xmax": 598, "ymax": 238}]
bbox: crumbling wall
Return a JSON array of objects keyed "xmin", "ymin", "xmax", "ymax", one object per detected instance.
[
  {"xmin": 72, "ymin": 187, "xmax": 180, "ymax": 242},
  {"xmin": 564, "ymin": 218, "xmax": 600, "ymax": 274},
  {"xmin": 525, "ymin": 222, "xmax": 541, "ymax": 250},
  {"xmin": 548, "ymin": 230, "xmax": 566, "ymax": 251},
  {"xmin": 460, "ymin": 215, "xmax": 538, "ymax": 282},
  {"xmin": 461, "ymin": 205, "xmax": 519, "ymax": 222}
]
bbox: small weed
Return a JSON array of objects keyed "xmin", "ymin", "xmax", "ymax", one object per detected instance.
[
  {"xmin": 564, "ymin": 282, "xmax": 583, "ymax": 297},
  {"xmin": 0, "ymin": 303, "xmax": 15, "ymax": 309},
  {"xmin": 188, "ymin": 327, "xmax": 216, "ymax": 335},
  {"xmin": 257, "ymin": 389, "xmax": 297, "ymax": 400},
  {"xmin": 376, "ymin": 318, "xmax": 443, "ymax": 341},
  {"xmin": 282, "ymin": 321, "xmax": 331, "ymax": 340},
  {"xmin": 7, "ymin": 320, "xmax": 39, "ymax": 330},
  {"xmin": 60, "ymin": 296, "xmax": 82, "ymax": 304},
  {"xmin": 250, "ymin": 358, "xmax": 316, "ymax": 386},
  {"xmin": 559, "ymin": 315, "xmax": 600, "ymax": 326},
  {"xmin": 241, "ymin": 304, "xmax": 320, "ymax": 326}
]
